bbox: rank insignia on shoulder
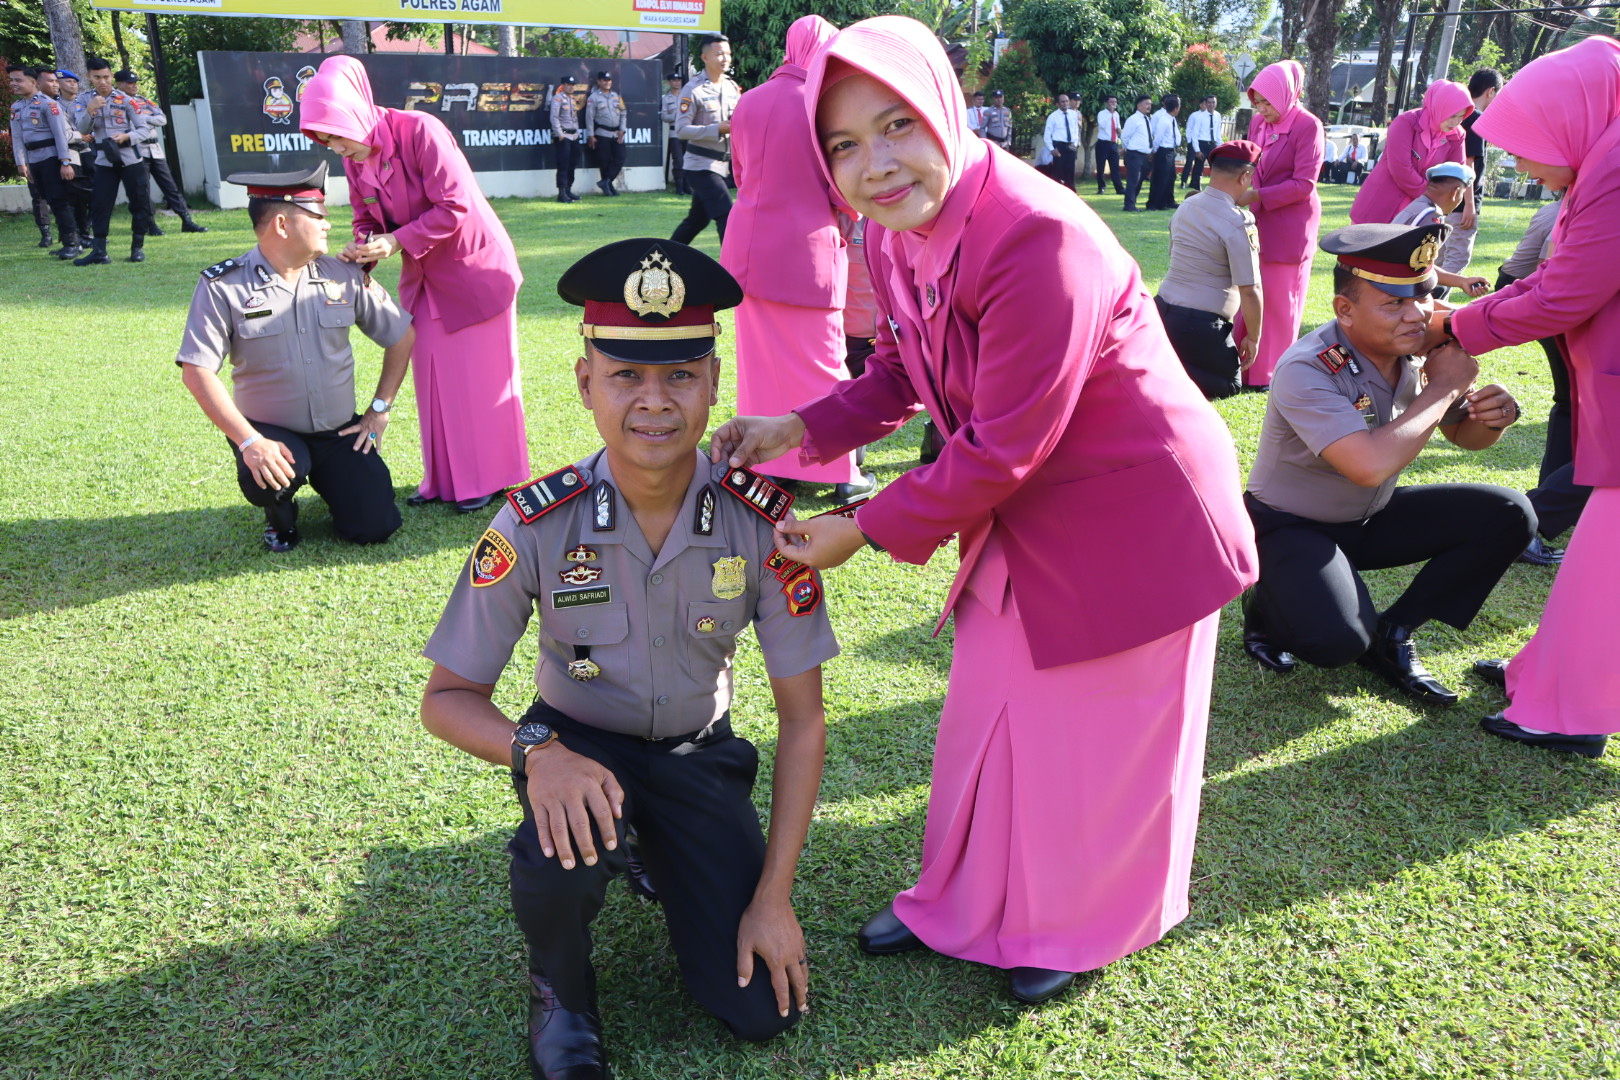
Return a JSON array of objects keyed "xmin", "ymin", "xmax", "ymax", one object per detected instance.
[
  {"xmin": 507, "ymin": 465, "xmax": 588, "ymax": 525},
  {"xmin": 470, "ymin": 528, "xmax": 517, "ymax": 588},
  {"xmin": 808, "ymin": 499, "xmax": 869, "ymax": 519},
  {"xmin": 201, "ymin": 258, "xmax": 238, "ymax": 279},
  {"xmin": 720, "ymin": 467, "xmax": 794, "ymax": 524},
  {"xmin": 694, "ymin": 485, "xmax": 716, "ymax": 536},
  {"xmin": 1318, "ymin": 344, "xmax": 1351, "ymax": 374}
]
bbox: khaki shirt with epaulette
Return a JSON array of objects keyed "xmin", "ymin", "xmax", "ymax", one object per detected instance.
[
  {"xmin": 424, "ymin": 449, "xmax": 840, "ymax": 739},
  {"xmin": 982, "ymin": 105, "xmax": 1012, "ymax": 144},
  {"xmin": 1159, "ymin": 188, "xmax": 1260, "ymax": 321},
  {"xmin": 675, "ymin": 71, "xmax": 741, "ymax": 175},
  {"xmin": 9, "ymin": 91, "xmax": 71, "ymax": 170},
  {"xmin": 129, "ymin": 93, "xmax": 169, "ymax": 160},
  {"xmin": 661, "ymin": 90, "xmax": 679, "ymax": 128},
  {"xmin": 584, "ymin": 87, "xmax": 626, "ymax": 137},
  {"xmin": 1246, "ymin": 321, "xmax": 1469, "ymax": 523},
  {"xmin": 550, "ymin": 89, "xmax": 580, "ymax": 141},
  {"xmin": 174, "ymin": 247, "xmax": 413, "ymax": 434},
  {"xmin": 74, "ymin": 88, "xmax": 149, "ymax": 167}
]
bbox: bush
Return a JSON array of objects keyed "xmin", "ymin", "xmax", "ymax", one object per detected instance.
[
  {"xmin": 1170, "ymin": 43, "xmax": 1241, "ymax": 114},
  {"xmin": 984, "ymin": 40, "xmax": 1052, "ymax": 150}
]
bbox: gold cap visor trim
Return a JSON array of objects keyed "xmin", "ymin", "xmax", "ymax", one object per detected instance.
[
  {"xmin": 1348, "ymin": 266, "xmax": 1432, "ymax": 286},
  {"xmin": 580, "ymin": 322, "xmax": 722, "ymax": 340}
]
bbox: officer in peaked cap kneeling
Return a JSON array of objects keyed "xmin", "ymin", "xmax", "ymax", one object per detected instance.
[
  {"xmin": 174, "ymin": 162, "xmax": 414, "ymax": 551},
  {"xmin": 1239, "ymin": 221, "xmax": 1536, "ymax": 707},
  {"xmin": 419, "ymin": 239, "xmax": 839, "ymax": 1079}
]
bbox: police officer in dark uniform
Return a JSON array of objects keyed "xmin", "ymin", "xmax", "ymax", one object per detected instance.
[
  {"xmin": 43, "ymin": 68, "xmax": 93, "ymax": 257},
  {"xmin": 1241, "ymin": 222, "xmax": 1536, "ymax": 706},
  {"xmin": 175, "ymin": 163, "xmax": 415, "ymax": 552},
  {"xmin": 549, "ymin": 74, "xmax": 581, "ymax": 203},
  {"xmin": 584, "ymin": 71, "xmax": 627, "ymax": 197},
  {"xmin": 661, "ymin": 71, "xmax": 689, "ymax": 194},
  {"xmin": 420, "ymin": 239, "xmax": 837, "ymax": 1080},
  {"xmin": 7, "ymin": 64, "xmax": 76, "ymax": 255}
]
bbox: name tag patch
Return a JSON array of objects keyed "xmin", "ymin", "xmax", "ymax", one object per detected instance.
[{"xmin": 553, "ymin": 585, "xmax": 611, "ymax": 609}]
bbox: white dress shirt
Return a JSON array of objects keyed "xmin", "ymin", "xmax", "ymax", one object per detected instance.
[
  {"xmin": 1322, "ymin": 137, "xmax": 1341, "ymax": 163},
  {"xmin": 1186, "ymin": 108, "xmax": 1221, "ymax": 146},
  {"xmin": 1121, "ymin": 110, "xmax": 1152, "ymax": 153},
  {"xmin": 1095, "ymin": 108, "xmax": 1122, "ymax": 142},
  {"xmin": 967, "ymin": 105, "xmax": 986, "ymax": 135},
  {"xmin": 1149, "ymin": 108, "xmax": 1180, "ymax": 151},
  {"xmin": 1043, "ymin": 107, "xmax": 1080, "ymax": 148}
]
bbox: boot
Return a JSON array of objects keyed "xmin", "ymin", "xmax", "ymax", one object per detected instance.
[
  {"xmin": 73, "ymin": 238, "xmax": 110, "ymax": 266},
  {"xmin": 146, "ymin": 221, "xmax": 166, "ymax": 237},
  {"xmin": 527, "ymin": 972, "xmax": 606, "ymax": 1080},
  {"xmin": 128, "ymin": 236, "xmax": 147, "ymax": 263},
  {"xmin": 1357, "ymin": 619, "xmax": 1459, "ymax": 707},
  {"xmin": 1241, "ymin": 589, "xmax": 1296, "ymax": 674},
  {"xmin": 37, "ymin": 225, "xmax": 53, "ymax": 248},
  {"xmin": 53, "ymin": 231, "xmax": 82, "ymax": 259},
  {"xmin": 181, "ymin": 215, "xmax": 208, "ymax": 233}
]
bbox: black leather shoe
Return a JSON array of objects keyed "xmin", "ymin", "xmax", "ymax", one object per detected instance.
[
  {"xmin": 1517, "ymin": 536, "xmax": 1565, "ymax": 566},
  {"xmin": 146, "ymin": 222, "xmax": 165, "ymax": 237},
  {"xmin": 1473, "ymin": 658, "xmax": 1507, "ymax": 690},
  {"xmin": 622, "ymin": 827, "xmax": 657, "ymax": 902},
  {"xmin": 181, "ymin": 218, "xmax": 209, "ymax": 232},
  {"xmin": 597, "ymin": 179, "xmax": 614, "ymax": 197},
  {"xmin": 1480, "ymin": 713, "xmax": 1607, "ymax": 758},
  {"xmin": 858, "ymin": 902, "xmax": 924, "ymax": 955},
  {"xmin": 55, "ymin": 243, "xmax": 82, "ymax": 259},
  {"xmin": 73, "ymin": 241, "xmax": 110, "ymax": 266},
  {"xmin": 405, "ymin": 492, "xmax": 437, "ymax": 508},
  {"xmin": 37, "ymin": 230, "xmax": 53, "ymax": 248},
  {"xmin": 832, "ymin": 472, "xmax": 878, "ymax": 506},
  {"xmin": 263, "ymin": 526, "xmax": 300, "ymax": 553},
  {"xmin": 455, "ymin": 494, "xmax": 496, "ymax": 514},
  {"xmin": 128, "ymin": 245, "xmax": 146, "ymax": 263},
  {"xmin": 1008, "ymin": 967, "xmax": 1078, "ymax": 1005},
  {"xmin": 527, "ymin": 973, "xmax": 607, "ymax": 1080},
  {"xmin": 1240, "ymin": 590, "xmax": 1296, "ymax": 673},
  {"xmin": 1358, "ymin": 621, "xmax": 1459, "ymax": 707}
]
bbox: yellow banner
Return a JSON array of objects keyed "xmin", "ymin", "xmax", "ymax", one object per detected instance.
[{"xmin": 93, "ymin": 0, "xmax": 719, "ymax": 33}]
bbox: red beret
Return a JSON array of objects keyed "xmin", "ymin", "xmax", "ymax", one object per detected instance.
[{"xmin": 1209, "ymin": 139, "xmax": 1261, "ymax": 165}]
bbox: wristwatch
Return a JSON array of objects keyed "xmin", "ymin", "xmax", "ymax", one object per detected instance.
[
  {"xmin": 370, "ymin": 397, "xmax": 391, "ymax": 414},
  {"xmin": 511, "ymin": 722, "xmax": 559, "ymax": 771}
]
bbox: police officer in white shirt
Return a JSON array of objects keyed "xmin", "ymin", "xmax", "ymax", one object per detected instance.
[
  {"xmin": 1120, "ymin": 94, "xmax": 1153, "ymax": 211},
  {"xmin": 1042, "ymin": 92, "xmax": 1082, "ymax": 190},
  {"xmin": 1094, "ymin": 94, "xmax": 1125, "ymax": 195},
  {"xmin": 1181, "ymin": 95, "xmax": 1221, "ymax": 192},
  {"xmin": 1145, "ymin": 94, "xmax": 1181, "ymax": 211}
]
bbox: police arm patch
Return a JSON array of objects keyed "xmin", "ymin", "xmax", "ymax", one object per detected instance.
[
  {"xmin": 470, "ymin": 528, "xmax": 517, "ymax": 587},
  {"xmin": 506, "ymin": 465, "xmax": 587, "ymax": 524}
]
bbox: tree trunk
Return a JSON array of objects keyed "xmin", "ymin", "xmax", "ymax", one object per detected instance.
[
  {"xmin": 111, "ymin": 11, "xmax": 130, "ymax": 71},
  {"xmin": 1417, "ymin": 2, "xmax": 1446, "ymax": 96},
  {"xmin": 497, "ymin": 25, "xmax": 517, "ymax": 57},
  {"xmin": 42, "ymin": 0, "xmax": 85, "ymax": 80},
  {"xmin": 1369, "ymin": 0, "xmax": 1402, "ymax": 126},
  {"xmin": 339, "ymin": 19, "xmax": 368, "ymax": 55},
  {"xmin": 1280, "ymin": 0, "xmax": 1306, "ymax": 57},
  {"xmin": 1303, "ymin": 0, "xmax": 1345, "ymax": 120}
]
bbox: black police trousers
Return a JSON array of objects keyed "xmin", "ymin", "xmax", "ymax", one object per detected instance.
[
  {"xmin": 554, "ymin": 137, "xmax": 579, "ymax": 195},
  {"xmin": 26, "ymin": 164, "xmax": 75, "ymax": 240},
  {"xmin": 1123, "ymin": 149, "xmax": 1150, "ymax": 210},
  {"xmin": 89, "ymin": 154, "xmax": 154, "ymax": 240},
  {"xmin": 593, "ymin": 136, "xmax": 625, "ymax": 183},
  {"xmin": 508, "ymin": 701, "xmax": 798, "ymax": 1043},
  {"xmin": 1244, "ymin": 487, "xmax": 1535, "ymax": 668},
  {"xmin": 1094, "ymin": 139, "xmax": 1123, "ymax": 193},
  {"xmin": 66, "ymin": 160, "xmax": 94, "ymax": 239},
  {"xmin": 1146, "ymin": 147, "xmax": 1178, "ymax": 210},
  {"xmin": 1155, "ymin": 296, "xmax": 1240, "ymax": 400},
  {"xmin": 146, "ymin": 157, "xmax": 191, "ymax": 216},
  {"xmin": 670, "ymin": 170, "xmax": 733, "ymax": 244},
  {"xmin": 228, "ymin": 417, "xmax": 401, "ymax": 544}
]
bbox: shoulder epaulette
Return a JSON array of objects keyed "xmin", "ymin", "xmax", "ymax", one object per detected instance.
[
  {"xmin": 718, "ymin": 465, "xmax": 795, "ymax": 524},
  {"xmin": 201, "ymin": 258, "xmax": 238, "ymax": 280},
  {"xmin": 506, "ymin": 464, "xmax": 588, "ymax": 524},
  {"xmin": 1317, "ymin": 343, "xmax": 1361, "ymax": 376}
]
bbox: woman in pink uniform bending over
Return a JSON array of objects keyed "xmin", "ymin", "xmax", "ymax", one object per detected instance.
[
  {"xmin": 1448, "ymin": 37, "xmax": 1620, "ymax": 759},
  {"xmin": 1234, "ymin": 60, "xmax": 1322, "ymax": 388},
  {"xmin": 300, "ymin": 56, "xmax": 529, "ymax": 514},
  {"xmin": 1351, "ymin": 79, "xmax": 1473, "ymax": 226},
  {"xmin": 712, "ymin": 17, "xmax": 1256, "ymax": 1004}
]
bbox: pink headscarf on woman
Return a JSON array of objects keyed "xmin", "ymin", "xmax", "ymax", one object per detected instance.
[
  {"xmin": 1247, "ymin": 60, "xmax": 1306, "ymax": 144},
  {"xmin": 1413, "ymin": 78, "xmax": 1472, "ymax": 157},
  {"xmin": 782, "ymin": 13, "xmax": 837, "ymax": 73},
  {"xmin": 804, "ymin": 16, "xmax": 990, "ymax": 335},
  {"xmin": 298, "ymin": 56, "xmax": 394, "ymax": 184}
]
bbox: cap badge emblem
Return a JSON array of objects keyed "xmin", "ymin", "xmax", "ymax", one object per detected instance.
[
  {"xmin": 624, "ymin": 248, "xmax": 686, "ymax": 317},
  {"xmin": 1410, "ymin": 234, "xmax": 1441, "ymax": 271}
]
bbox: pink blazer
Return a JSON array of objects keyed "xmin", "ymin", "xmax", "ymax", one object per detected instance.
[
  {"xmin": 720, "ymin": 63, "xmax": 845, "ymax": 309},
  {"xmin": 1454, "ymin": 156, "xmax": 1620, "ymax": 487},
  {"xmin": 1250, "ymin": 111, "xmax": 1324, "ymax": 264},
  {"xmin": 346, "ymin": 109, "xmax": 522, "ymax": 334},
  {"xmin": 796, "ymin": 151, "xmax": 1258, "ymax": 669},
  {"xmin": 1350, "ymin": 109, "xmax": 1466, "ymax": 224}
]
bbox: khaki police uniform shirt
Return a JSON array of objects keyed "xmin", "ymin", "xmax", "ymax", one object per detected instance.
[
  {"xmin": 675, "ymin": 71, "xmax": 740, "ymax": 175},
  {"xmin": 75, "ymin": 88, "xmax": 149, "ymax": 167},
  {"xmin": 1159, "ymin": 188, "xmax": 1259, "ymax": 320},
  {"xmin": 1501, "ymin": 199, "xmax": 1560, "ymax": 279},
  {"xmin": 550, "ymin": 89, "xmax": 580, "ymax": 141},
  {"xmin": 661, "ymin": 89, "xmax": 679, "ymax": 129},
  {"xmin": 129, "ymin": 93, "xmax": 168, "ymax": 160},
  {"xmin": 9, "ymin": 91, "xmax": 71, "ymax": 170},
  {"xmin": 423, "ymin": 449, "xmax": 840, "ymax": 739},
  {"xmin": 1247, "ymin": 321, "xmax": 1470, "ymax": 523},
  {"xmin": 175, "ymin": 247, "xmax": 413, "ymax": 434},
  {"xmin": 66, "ymin": 96, "xmax": 92, "ymax": 163},
  {"xmin": 1392, "ymin": 194, "xmax": 1446, "ymax": 228},
  {"xmin": 982, "ymin": 105, "xmax": 1012, "ymax": 144},
  {"xmin": 584, "ymin": 87, "xmax": 626, "ymax": 138}
]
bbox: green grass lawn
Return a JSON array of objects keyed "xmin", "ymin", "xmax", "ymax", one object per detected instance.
[{"xmin": 1, "ymin": 184, "xmax": 1616, "ymax": 1080}]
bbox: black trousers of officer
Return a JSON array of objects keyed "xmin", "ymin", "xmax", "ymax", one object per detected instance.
[
  {"xmin": 89, "ymin": 153, "xmax": 154, "ymax": 240},
  {"xmin": 145, "ymin": 156, "xmax": 190, "ymax": 216},
  {"xmin": 666, "ymin": 135, "xmax": 688, "ymax": 192},
  {"xmin": 228, "ymin": 417, "xmax": 401, "ymax": 544},
  {"xmin": 670, "ymin": 169, "xmax": 733, "ymax": 244},
  {"xmin": 26, "ymin": 163, "xmax": 76, "ymax": 240},
  {"xmin": 1050, "ymin": 142, "xmax": 1077, "ymax": 190},
  {"xmin": 1146, "ymin": 147, "xmax": 1178, "ymax": 210},
  {"xmin": 65, "ymin": 161, "xmax": 94, "ymax": 238},
  {"xmin": 593, "ymin": 136, "xmax": 625, "ymax": 183},
  {"xmin": 1123, "ymin": 148, "xmax": 1151, "ymax": 210},
  {"xmin": 554, "ymin": 137, "xmax": 578, "ymax": 196},
  {"xmin": 1094, "ymin": 139, "xmax": 1123, "ymax": 193},
  {"xmin": 1495, "ymin": 268, "xmax": 1590, "ymax": 538},
  {"xmin": 1182, "ymin": 140, "xmax": 1215, "ymax": 190},
  {"xmin": 1244, "ymin": 487, "xmax": 1535, "ymax": 668},
  {"xmin": 1155, "ymin": 296, "xmax": 1240, "ymax": 399},
  {"xmin": 508, "ymin": 701, "xmax": 798, "ymax": 1042}
]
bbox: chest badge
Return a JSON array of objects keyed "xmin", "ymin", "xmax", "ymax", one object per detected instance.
[
  {"xmin": 711, "ymin": 556, "xmax": 747, "ymax": 600},
  {"xmin": 559, "ymin": 564, "xmax": 603, "ymax": 585},
  {"xmin": 566, "ymin": 544, "xmax": 597, "ymax": 563},
  {"xmin": 696, "ymin": 616, "xmax": 716, "ymax": 633},
  {"xmin": 243, "ymin": 294, "xmax": 266, "ymax": 310},
  {"xmin": 1353, "ymin": 393, "xmax": 1372, "ymax": 412},
  {"xmin": 567, "ymin": 657, "xmax": 601, "ymax": 682}
]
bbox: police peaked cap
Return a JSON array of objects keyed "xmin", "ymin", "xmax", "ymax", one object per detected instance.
[
  {"xmin": 559, "ymin": 238, "xmax": 742, "ymax": 364},
  {"xmin": 226, "ymin": 161, "xmax": 330, "ymax": 215},
  {"xmin": 1321, "ymin": 222, "xmax": 1450, "ymax": 298}
]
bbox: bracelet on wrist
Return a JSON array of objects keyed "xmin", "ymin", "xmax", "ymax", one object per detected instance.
[{"xmin": 238, "ymin": 433, "xmax": 261, "ymax": 451}]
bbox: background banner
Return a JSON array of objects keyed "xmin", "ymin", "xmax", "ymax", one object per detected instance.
[
  {"xmin": 200, "ymin": 52, "xmax": 663, "ymax": 176},
  {"xmin": 97, "ymin": 0, "xmax": 718, "ymax": 33}
]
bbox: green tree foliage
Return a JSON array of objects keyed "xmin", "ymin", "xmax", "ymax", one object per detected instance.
[
  {"xmin": 153, "ymin": 15, "xmax": 298, "ymax": 102},
  {"xmin": 717, "ymin": 0, "xmax": 894, "ymax": 87},
  {"xmin": 1167, "ymin": 0, "xmax": 1270, "ymax": 48},
  {"xmin": 1170, "ymin": 43, "xmax": 1241, "ymax": 114},
  {"xmin": 1011, "ymin": 0, "xmax": 1180, "ymax": 125},
  {"xmin": 526, "ymin": 28, "xmax": 624, "ymax": 59},
  {"xmin": 983, "ymin": 39, "xmax": 1050, "ymax": 141},
  {"xmin": 0, "ymin": 0, "xmax": 56, "ymax": 67}
]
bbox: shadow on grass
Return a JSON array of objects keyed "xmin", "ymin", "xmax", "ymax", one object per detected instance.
[{"xmin": 0, "ymin": 489, "xmax": 477, "ymax": 618}]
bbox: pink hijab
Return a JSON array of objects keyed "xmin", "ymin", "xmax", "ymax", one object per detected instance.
[
  {"xmin": 1413, "ymin": 79, "xmax": 1472, "ymax": 157},
  {"xmin": 782, "ymin": 13, "xmax": 836, "ymax": 73},
  {"xmin": 298, "ymin": 56, "xmax": 393, "ymax": 184},
  {"xmin": 1247, "ymin": 60, "xmax": 1306, "ymax": 143},
  {"xmin": 1475, "ymin": 36, "xmax": 1620, "ymax": 170},
  {"xmin": 804, "ymin": 16, "xmax": 990, "ymax": 332}
]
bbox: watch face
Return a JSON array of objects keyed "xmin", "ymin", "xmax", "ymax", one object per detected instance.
[{"xmin": 514, "ymin": 722, "xmax": 554, "ymax": 748}]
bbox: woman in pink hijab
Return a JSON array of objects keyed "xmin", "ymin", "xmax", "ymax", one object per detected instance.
[
  {"xmin": 299, "ymin": 56, "xmax": 528, "ymax": 514},
  {"xmin": 1447, "ymin": 37, "xmax": 1620, "ymax": 759},
  {"xmin": 722, "ymin": 15, "xmax": 871, "ymax": 502},
  {"xmin": 1235, "ymin": 60, "xmax": 1322, "ymax": 387},
  {"xmin": 713, "ymin": 17, "xmax": 1257, "ymax": 1004},
  {"xmin": 1350, "ymin": 79, "xmax": 1473, "ymax": 225}
]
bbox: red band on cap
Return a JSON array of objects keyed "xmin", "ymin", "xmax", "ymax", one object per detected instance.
[
  {"xmin": 583, "ymin": 300, "xmax": 715, "ymax": 328},
  {"xmin": 1339, "ymin": 254, "xmax": 1429, "ymax": 280},
  {"xmin": 246, "ymin": 185, "xmax": 325, "ymax": 201}
]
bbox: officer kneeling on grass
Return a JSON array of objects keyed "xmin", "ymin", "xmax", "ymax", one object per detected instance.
[
  {"xmin": 419, "ymin": 239, "xmax": 837, "ymax": 1080},
  {"xmin": 1240, "ymin": 221, "xmax": 1536, "ymax": 707},
  {"xmin": 175, "ymin": 163, "xmax": 414, "ymax": 552}
]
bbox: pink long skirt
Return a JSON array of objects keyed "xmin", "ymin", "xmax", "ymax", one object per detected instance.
[
  {"xmin": 411, "ymin": 305, "xmax": 530, "ymax": 503},
  {"xmin": 1238, "ymin": 258, "xmax": 1313, "ymax": 388},
  {"xmin": 732, "ymin": 296, "xmax": 858, "ymax": 484},
  {"xmin": 892, "ymin": 538, "xmax": 1221, "ymax": 972},
  {"xmin": 1504, "ymin": 486, "xmax": 1620, "ymax": 735}
]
